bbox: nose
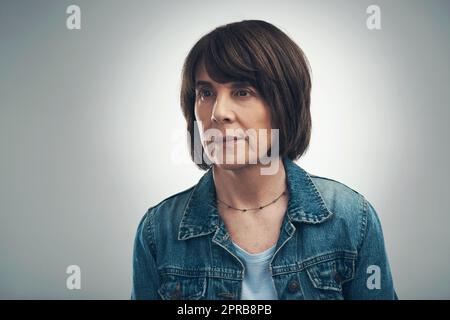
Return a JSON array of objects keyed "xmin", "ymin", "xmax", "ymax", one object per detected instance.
[{"xmin": 211, "ymin": 93, "xmax": 236, "ymax": 124}]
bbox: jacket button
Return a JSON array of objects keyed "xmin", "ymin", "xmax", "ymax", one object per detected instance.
[
  {"xmin": 334, "ymin": 272, "xmax": 343, "ymax": 284},
  {"xmin": 288, "ymin": 280, "xmax": 300, "ymax": 293},
  {"xmin": 171, "ymin": 282, "xmax": 182, "ymax": 300}
]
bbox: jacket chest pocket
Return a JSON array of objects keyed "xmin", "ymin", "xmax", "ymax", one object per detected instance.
[
  {"xmin": 158, "ymin": 274, "xmax": 207, "ymax": 300},
  {"xmin": 303, "ymin": 252, "xmax": 356, "ymax": 300}
]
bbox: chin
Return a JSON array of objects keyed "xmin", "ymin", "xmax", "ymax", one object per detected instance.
[
  {"xmin": 214, "ymin": 161, "xmax": 249, "ymax": 171},
  {"xmin": 210, "ymin": 152, "xmax": 264, "ymax": 171}
]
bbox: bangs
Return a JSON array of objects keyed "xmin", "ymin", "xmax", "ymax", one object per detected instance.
[{"xmin": 196, "ymin": 26, "xmax": 260, "ymax": 86}]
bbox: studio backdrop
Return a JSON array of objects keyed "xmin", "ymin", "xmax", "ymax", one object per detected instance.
[{"xmin": 1, "ymin": 0, "xmax": 449, "ymax": 299}]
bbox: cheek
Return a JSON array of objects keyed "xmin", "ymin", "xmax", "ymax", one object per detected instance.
[
  {"xmin": 245, "ymin": 105, "xmax": 272, "ymax": 130},
  {"xmin": 194, "ymin": 104, "xmax": 200, "ymax": 121},
  {"xmin": 253, "ymin": 106, "xmax": 273, "ymax": 148},
  {"xmin": 262, "ymin": 104, "xmax": 272, "ymax": 127},
  {"xmin": 195, "ymin": 104, "xmax": 212, "ymax": 123},
  {"xmin": 194, "ymin": 105, "xmax": 211, "ymax": 136}
]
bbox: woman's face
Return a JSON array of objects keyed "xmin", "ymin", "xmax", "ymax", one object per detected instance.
[{"xmin": 194, "ymin": 62, "xmax": 274, "ymax": 169}]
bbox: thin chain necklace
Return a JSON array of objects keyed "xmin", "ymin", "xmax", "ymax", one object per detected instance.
[{"xmin": 216, "ymin": 189, "xmax": 287, "ymax": 212}]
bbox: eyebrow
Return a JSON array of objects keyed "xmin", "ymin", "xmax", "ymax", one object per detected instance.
[{"xmin": 195, "ymin": 80, "xmax": 253, "ymax": 89}]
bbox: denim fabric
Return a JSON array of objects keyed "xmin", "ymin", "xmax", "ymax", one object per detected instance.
[{"xmin": 131, "ymin": 157, "xmax": 398, "ymax": 300}]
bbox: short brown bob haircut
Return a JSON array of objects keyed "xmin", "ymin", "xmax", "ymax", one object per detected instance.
[{"xmin": 180, "ymin": 20, "xmax": 312, "ymax": 170}]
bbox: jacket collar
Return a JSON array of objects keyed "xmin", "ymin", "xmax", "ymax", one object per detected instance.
[{"xmin": 178, "ymin": 156, "xmax": 333, "ymax": 240}]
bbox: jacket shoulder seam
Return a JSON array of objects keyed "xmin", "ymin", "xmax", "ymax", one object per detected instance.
[
  {"xmin": 144, "ymin": 185, "xmax": 196, "ymax": 251},
  {"xmin": 143, "ymin": 208, "xmax": 157, "ymax": 256},
  {"xmin": 309, "ymin": 173, "xmax": 369, "ymax": 252},
  {"xmin": 308, "ymin": 174, "xmax": 362, "ymax": 197},
  {"xmin": 149, "ymin": 185, "xmax": 195, "ymax": 211},
  {"xmin": 357, "ymin": 195, "xmax": 370, "ymax": 253}
]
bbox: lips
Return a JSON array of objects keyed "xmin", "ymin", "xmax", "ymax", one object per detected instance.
[
  {"xmin": 212, "ymin": 135, "xmax": 247, "ymax": 144},
  {"xmin": 224, "ymin": 135, "xmax": 242, "ymax": 142}
]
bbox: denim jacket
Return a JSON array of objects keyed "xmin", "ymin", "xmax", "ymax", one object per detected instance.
[{"xmin": 131, "ymin": 157, "xmax": 397, "ymax": 300}]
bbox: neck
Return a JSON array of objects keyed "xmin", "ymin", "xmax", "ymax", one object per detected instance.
[{"xmin": 212, "ymin": 157, "xmax": 286, "ymax": 209}]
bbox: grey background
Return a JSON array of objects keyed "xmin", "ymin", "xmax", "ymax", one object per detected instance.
[{"xmin": 1, "ymin": 0, "xmax": 449, "ymax": 299}]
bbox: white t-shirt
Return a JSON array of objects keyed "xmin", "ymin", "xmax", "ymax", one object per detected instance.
[{"xmin": 232, "ymin": 242, "xmax": 279, "ymax": 300}]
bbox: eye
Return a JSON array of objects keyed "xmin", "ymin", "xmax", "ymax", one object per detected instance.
[
  {"xmin": 235, "ymin": 89, "xmax": 252, "ymax": 97},
  {"xmin": 198, "ymin": 88, "xmax": 214, "ymax": 100}
]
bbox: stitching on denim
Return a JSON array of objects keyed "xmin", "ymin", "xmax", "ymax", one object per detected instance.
[
  {"xmin": 304, "ymin": 171, "xmax": 335, "ymax": 221},
  {"xmin": 357, "ymin": 195, "xmax": 369, "ymax": 253},
  {"xmin": 177, "ymin": 186, "xmax": 197, "ymax": 239},
  {"xmin": 158, "ymin": 276, "xmax": 206, "ymax": 300},
  {"xmin": 298, "ymin": 250, "xmax": 358, "ymax": 271},
  {"xmin": 271, "ymin": 250, "xmax": 357, "ymax": 276},
  {"xmin": 145, "ymin": 206, "xmax": 158, "ymax": 256},
  {"xmin": 158, "ymin": 267, "xmax": 243, "ymax": 279}
]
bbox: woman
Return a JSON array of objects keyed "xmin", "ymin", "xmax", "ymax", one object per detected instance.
[{"xmin": 131, "ymin": 20, "xmax": 397, "ymax": 300}]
